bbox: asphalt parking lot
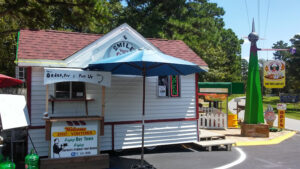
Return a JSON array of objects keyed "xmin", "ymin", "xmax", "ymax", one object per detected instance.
[{"xmin": 108, "ymin": 144, "xmax": 240, "ymax": 169}]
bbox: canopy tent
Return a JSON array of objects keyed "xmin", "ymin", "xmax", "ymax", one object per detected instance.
[{"xmin": 0, "ymin": 74, "xmax": 23, "ymax": 88}]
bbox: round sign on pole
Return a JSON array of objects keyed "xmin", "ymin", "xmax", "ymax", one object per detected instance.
[{"xmin": 277, "ymin": 103, "xmax": 287, "ymax": 110}]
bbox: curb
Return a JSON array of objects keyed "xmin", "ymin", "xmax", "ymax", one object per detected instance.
[{"xmin": 234, "ymin": 131, "xmax": 297, "ymax": 146}]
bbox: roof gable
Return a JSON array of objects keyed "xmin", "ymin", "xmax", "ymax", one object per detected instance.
[{"xmin": 17, "ymin": 23, "xmax": 207, "ymax": 68}]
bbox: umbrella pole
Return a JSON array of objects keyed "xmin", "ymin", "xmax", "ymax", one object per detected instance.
[{"xmin": 141, "ymin": 74, "xmax": 145, "ymax": 166}]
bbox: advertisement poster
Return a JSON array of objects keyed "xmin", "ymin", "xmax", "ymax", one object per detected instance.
[
  {"xmin": 198, "ymin": 93, "xmax": 227, "ymax": 101},
  {"xmin": 51, "ymin": 120, "xmax": 98, "ymax": 158},
  {"xmin": 263, "ymin": 60, "xmax": 285, "ymax": 88},
  {"xmin": 277, "ymin": 103, "xmax": 286, "ymax": 129}
]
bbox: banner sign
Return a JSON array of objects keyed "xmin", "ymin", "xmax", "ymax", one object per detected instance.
[
  {"xmin": 51, "ymin": 120, "xmax": 98, "ymax": 158},
  {"xmin": 279, "ymin": 94, "xmax": 299, "ymax": 103},
  {"xmin": 278, "ymin": 110, "xmax": 285, "ymax": 129},
  {"xmin": 277, "ymin": 103, "xmax": 286, "ymax": 129},
  {"xmin": 44, "ymin": 68, "xmax": 111, "ymax": 87},
  {"xmin": 199, "ymin": 88, "xmax": 228, "ymax": 94},
  {"xmin": 198, "ymin": 93, "xmax": 227, "ymax": 101},
  {"xmin": 263, "ymin": 60, "xmax": 285, "ymax": 88}
]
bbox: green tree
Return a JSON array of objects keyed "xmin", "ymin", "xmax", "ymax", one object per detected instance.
[
  {"xmin": 272, "ymin": 35, "xmax": 300, "ymax": 93},
  {"xmin": 1, "ymin": 0, "xmax": 243, "ymax": 82},
  {"xmin": 0, "ymin": 0, "xmax": 118, "ymax": 76},
  {"xmin": 241, "ymin": 59, "xmax": 248, "ymax": 82},
  {"xmin": 120, "ymin": 0, "xmax": 243, "ymax": 82}
]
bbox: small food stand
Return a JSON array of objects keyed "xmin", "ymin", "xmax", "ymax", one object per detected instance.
[
  {"xmin": 40, "ymin": 68, "xmax": 111, "ymax": 169},
  {"xmin": 198, "ymin": 82, "xmax": 244, "ymax": 129}
]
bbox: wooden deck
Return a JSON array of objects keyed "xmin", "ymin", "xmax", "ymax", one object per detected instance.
[
  {"xmin": 196, "ymin": 129, "xmax": 235, "ymax": 151},
  {"xmin": 199, "ymin": 129, "xmax": 225, "ymax": 140}
]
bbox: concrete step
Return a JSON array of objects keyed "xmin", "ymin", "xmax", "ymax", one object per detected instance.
[{"xmin": 193, "ymin": 140, "xmax": 235, "ymax": 152}]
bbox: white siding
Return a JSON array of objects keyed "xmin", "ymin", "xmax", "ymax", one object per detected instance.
[
  {"xmin": 31, "ymin": 68, "xmax": 195, "ymax": 124},
  {"xmin": 100, "ymin": 125, "xmax": 112, "ymax": 151},
  {"xmin": 28, "ymin": 129, "xmax": 49, "ymax": 156},
  {"xmin": 105, "ymin": 74, "xmax": 196, "ymax": 122},
  {"xmin": 114, "ymin": 121, "xmax": 198, "ymax": 150},
  {"xmin": 29, "ymin": 67, "xmax": 197, "ymax": 153},
  {"xmin": 31, "ymin": 67, "xmax": 48, "ymax": 126}
]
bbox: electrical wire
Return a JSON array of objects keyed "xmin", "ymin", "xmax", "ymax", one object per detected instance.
[
  {"xmin": 257, "ymin": 0, "xmax": 260, "ymax": 35},
  {"xmin": 263, "ymin": 0, "xmax": 271, "ymax": 39},
  {"xmin": 244, "ymin": 0, "xmax": 251, "ymax": 32},
  {"xmin": 264, "ymin": 0, "xmax": 271, "ymax": 60}
]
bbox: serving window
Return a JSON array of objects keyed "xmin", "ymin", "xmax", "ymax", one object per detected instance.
[
  {"xmin": 55, "ymin": 82, "xmax": 85, "ymax": 99},
  {"xmin": 158, "ymin": 75, "xmax": 180, "ymax": 97}
]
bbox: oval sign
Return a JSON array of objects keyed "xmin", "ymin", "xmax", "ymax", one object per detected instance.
[{"xmin": 105, "ymin": 41, "xmax": 138, "ymax": 58}]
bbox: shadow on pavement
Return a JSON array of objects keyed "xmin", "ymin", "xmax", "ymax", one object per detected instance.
[{"xmin": 108, "ymin": 144, "xmax": 198, "ymax": 169}]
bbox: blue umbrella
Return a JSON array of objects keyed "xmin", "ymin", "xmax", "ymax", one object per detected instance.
[{"xmin": 85, "ymin": 49, "xmax": 206, "ymax": 168}]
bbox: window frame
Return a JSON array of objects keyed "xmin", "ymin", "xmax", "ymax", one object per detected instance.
[
  {"xmin": 55, "ymin": 82, "xmax": 86, "ymax": 100},
  {"xmin": 157, "ymin": 75, "xmax": 181, "ymax": 98}
]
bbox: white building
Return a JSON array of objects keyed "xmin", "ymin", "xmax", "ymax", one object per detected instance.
[{"xmin": 16, "ymin": 24, "xmax": 208, "ymax": 156}]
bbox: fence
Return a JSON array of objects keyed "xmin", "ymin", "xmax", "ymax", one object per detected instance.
[{"xmin": 198, "ymin": 107, "xmax": 227, "ymax": 129}]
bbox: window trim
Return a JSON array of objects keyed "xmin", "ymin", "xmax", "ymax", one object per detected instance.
[
  {"xmin": 55, "ymin": 82, "xmax": 86, "ymax": 100},
  {"xmin": 157, "ymin": 75, "xmax": 181, "ymax": 98}
]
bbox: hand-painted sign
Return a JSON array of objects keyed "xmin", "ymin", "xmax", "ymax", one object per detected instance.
[
  {"xmin": 198, "ymin": 93, "xmax": 227, "ymax": 101},
  {"xmin": 277, "ymin": 103, "xmax": 287, "ymax": 110},
  {"xmin": 50, "ymin": 120, "xmax": 98, "ymax": 158},
  {"xmin": 264, "ymin": 105, "xmax": 276, "ymax": 127},
  {"xmin": 44, "ymin": 68, "xmax": 111, "ymax": 87},
  {"xmin": 105, "ymin": 41, "xmax": 138, "ymax": 58},
  {"xmin": 199, "ymin": 88, "xmax": 228, "ymax": 94},
  {"xmin": 263, "ymin": 60, "xmax": 285, "ymax": 88},
  {"xmin": 277, "ymin": 103, "xmax": 286, "ymax": 129}
]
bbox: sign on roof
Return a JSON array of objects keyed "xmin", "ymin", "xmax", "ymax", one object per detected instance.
[
  {"xmin": 0, "ymin": 94, "xmax": 30, "ymax": 130},
  {"xmin": 44, "ymin": 68, "xmax": 111, "ymax": 87}
]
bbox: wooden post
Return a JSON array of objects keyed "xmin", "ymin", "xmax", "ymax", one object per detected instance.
[
  {"xmin": 85, "ymin": 83, "xmax": 88, "ymax": 116},
  {"xmin": 101, "ymin": 86, "xmax": 105, "ymax": 117},
  {"xmin": 45, "ymin": 85, "xmax": 49, "ymax": 112},
  {"xmin": 101, "ymin": 86, "xmax": 105, "ymax": 135},
  {"xmin": 226, "ymin": 96, "xmax": 228, "ymax": 129}
]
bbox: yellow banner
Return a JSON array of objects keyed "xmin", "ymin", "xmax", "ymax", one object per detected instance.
[
  {"xmin": 53, "ymin": 127, "xmax": 96, "ymax": 137},
  {"xmin": 278, "ymin": 110, "xmax": 285, "ymax": 129},
  {"xmin": 263, "ymin": 60, "xmax": 285, "ymax": 88}
]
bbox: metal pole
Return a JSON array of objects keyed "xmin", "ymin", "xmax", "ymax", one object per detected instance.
[
  {"xmin": 141, "ymin": 74, "xmax": 145, "ymax": 166},
  {"xmin": 10, "ymin": 130, "xmax": 14, "ymax": 162},
  {"xmin": 226, "ymin": 96, "xmax": 228, "ymax": 128}
]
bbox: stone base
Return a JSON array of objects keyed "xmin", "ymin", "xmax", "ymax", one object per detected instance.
[
  {"xmin": 241, "ymin": 123, "xmax": 269, "ymax": 137},
  {"xmin": 40, "ymin": 154, "xmax": 109, "ymax": 169}
]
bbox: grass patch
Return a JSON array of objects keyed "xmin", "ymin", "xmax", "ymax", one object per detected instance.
[
  {"xmin": 200, "ymin": 94, "xmax": 300, "ymax": 120},
  {"xmin": 221, "ymin": 94, "xmax": 246, "ymax": 114},
  {"xmin": 263, "ymin": 96, "xmax": 300, "ymax": 120},
  {"xmin": 226, "ymin": 95, "xmax": 300, "ymax": 120}
]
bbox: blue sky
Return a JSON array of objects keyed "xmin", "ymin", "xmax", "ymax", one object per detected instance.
[{"xmin": 210, "ymin": 0, "xmax": 300, "ymax": 61}]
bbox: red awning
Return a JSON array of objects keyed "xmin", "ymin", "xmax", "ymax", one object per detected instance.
[{"xmin": 0, "ymin": 74, "xmax": 23, "ymax": 88}]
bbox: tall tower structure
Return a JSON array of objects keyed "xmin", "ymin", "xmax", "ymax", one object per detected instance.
[{"xmin": 244, "ymin": 19, "xmax": 264, "ymax": 124}]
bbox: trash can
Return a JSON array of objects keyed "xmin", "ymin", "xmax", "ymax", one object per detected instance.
[{"xmin": 228, "ymin": 114, "xmax": 238, "ymax": 128}]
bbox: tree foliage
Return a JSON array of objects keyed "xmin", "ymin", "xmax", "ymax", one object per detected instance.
[
  {"xmin": 120, "ymin": 0, "xmax": 243, "ymax": 82},
  {"xmin": 0, "ymin": 0, "xmax": 119, "ymax": 76},
  {"xmin": 272, "ymin": 34, "xmax": 300, "ymax": 93},
  {"xmin": 0, "ymin": 0, "xmax": 243, "ymax": 83}
]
